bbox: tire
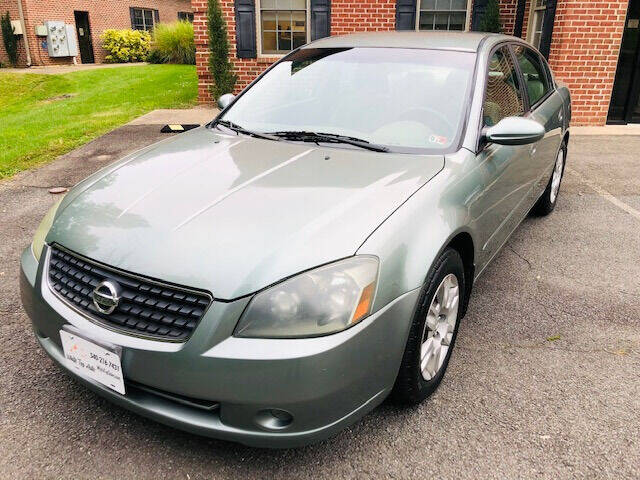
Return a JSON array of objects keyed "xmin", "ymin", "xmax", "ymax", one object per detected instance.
[
  {"xmin": 532, "ymin": 139, "xmax": 567, "ymax": 216},
  {"xmin": 391, "ymin": 248, "xmax": 465, "ymax": 404}
]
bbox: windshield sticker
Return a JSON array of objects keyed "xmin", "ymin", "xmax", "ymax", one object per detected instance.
[{"xmin": 429, "ymin": 135, "xmax": 448, "ymax": 145}]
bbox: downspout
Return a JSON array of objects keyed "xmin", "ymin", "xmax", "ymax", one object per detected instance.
[{"xmin": 16, "ymin": 0, "xmax": 31, "ymax": 66}]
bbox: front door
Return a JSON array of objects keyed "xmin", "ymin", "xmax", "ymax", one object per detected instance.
[
  {"xmin": 608, "ymin": 0, "xmax": 640, "ymax": 124},
  {"xmin": 74, "ymin": 11, "xmax": 95, "ymax": 64},
  {"xmin": 474, "ymin": 45, "xmax": 532, "ymax": 265}
]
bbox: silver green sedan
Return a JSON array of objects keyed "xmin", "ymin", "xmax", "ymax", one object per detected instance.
[{"xmin": 20, "ymin": 32, "xmax": 570, "ymax": 448}]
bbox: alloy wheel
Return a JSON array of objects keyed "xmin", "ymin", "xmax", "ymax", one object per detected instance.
[
  {"xmin": 550, "ymin": 148, "xmax": 565, "ymax": 204},
  {"xmin": 420, "ymin": 273, "xmax": 460, "ymax": 381}
]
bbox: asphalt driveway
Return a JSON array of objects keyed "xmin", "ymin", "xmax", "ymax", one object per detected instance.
[{"xmin": 0, "ymin": 128, "xmax": 638, "ymax": 479}]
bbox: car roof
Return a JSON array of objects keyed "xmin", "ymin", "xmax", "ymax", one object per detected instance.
[{"xmin": 303, "ymin": 31, "xmax": 511, "ymax": 53}]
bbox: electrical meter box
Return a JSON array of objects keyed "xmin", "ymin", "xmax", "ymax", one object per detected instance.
[{"xmin": 45, "ymin": 21, "xmax": 78, "ymax": 57}]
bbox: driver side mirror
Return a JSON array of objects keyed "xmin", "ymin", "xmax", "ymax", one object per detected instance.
[
  {"xmin": 483, "ymin": 117, "xmax": 545, "ymax": 146},
  {"xmin": 218, "ymin": 93, "xmax": 236, "ymax": 110}
]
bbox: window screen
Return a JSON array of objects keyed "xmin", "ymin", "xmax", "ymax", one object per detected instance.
[
  {"xmin": 418, "ymin": 0, "xmax": 467, "ymax": 31},
  {"xmin": 260, "ymin": 0, "xmax": 307, "ymax": 54}
]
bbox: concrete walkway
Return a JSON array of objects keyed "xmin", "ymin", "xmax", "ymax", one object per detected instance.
[
  {"xmin": 572, "ymin": 124, "xmax": 640, "ymax": 135},
  {"xmin": 3, "ymin": 62, "xmax": 148, "ymax": 75},
  {"xmin": 127, "ymin": 107, "xmax": 219, "ymax": 126}
]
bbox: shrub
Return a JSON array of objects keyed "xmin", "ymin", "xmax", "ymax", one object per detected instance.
[
  {"xmin": 148, "ymin": 21, "xmax": 195, "ymax": 64},
  {"xmin": 146, "ymin": 48, "xmax": 164, "ymax": 64},
  {"xmin": 208, "ymin": 0, "xmax": 236, "ymax": 99},
  {"xmin": 101, "ymin": 29, "xmax": 151, "ymax": 63},
  {"xmin": 1, "ymin": 11, "xmax": 19, "ymax": 66},
  {"xmin": 479, "ymin": 0, "xmax": 502, "ymax": 33}
]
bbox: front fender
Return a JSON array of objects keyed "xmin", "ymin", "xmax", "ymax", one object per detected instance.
[{"xmin": 357, "ymin": 149, "xmax": 480, "ymax": 312}]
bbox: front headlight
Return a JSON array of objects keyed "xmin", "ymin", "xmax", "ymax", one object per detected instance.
[
  {"xmin": 235, "ymin": 256, "xmax": 379, "ymax": 338},
  {"xmin": 32, "ymin": 197, "xmax": 64, "ymax": 262}
]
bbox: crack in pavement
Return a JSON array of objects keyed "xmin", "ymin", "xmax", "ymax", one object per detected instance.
[{"xmin": 507, "ymin": 243, "xmax": 533, "ymax": 269}]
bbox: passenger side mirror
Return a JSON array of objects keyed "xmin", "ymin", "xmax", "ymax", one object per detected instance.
[
  {"xmin": 483, "ymin": 117, "xmax": 545, "ymax": 146},
  {"xmin": 217, "ymin": 93, "xmax": 236, "ymax": 110}
]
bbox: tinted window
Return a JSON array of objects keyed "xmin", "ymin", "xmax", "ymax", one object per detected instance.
[
  {"xmin": 483, "ymin": 46, "xmax": 525, "ymax": 127},
  {"xmin": 513, "ymin": 45, "xmax": 551, "ymax": 106},
  {"xmin": 221, "ymin": 47, "xmax": 475, "ymax": 152}
]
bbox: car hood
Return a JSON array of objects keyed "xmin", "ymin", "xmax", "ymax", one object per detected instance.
[{"xmin": 47, "ymin": 127, "xmax": 444, "ymax": 299}]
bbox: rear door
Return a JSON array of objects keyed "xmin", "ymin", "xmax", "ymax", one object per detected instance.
[{"xmin": 511, "ymin": 44, "xmax": 564, "ymax": 203}]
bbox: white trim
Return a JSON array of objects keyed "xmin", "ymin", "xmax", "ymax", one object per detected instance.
[
  {"xmin": 255, "ymin": 0, "xmax": 311, "ymax": 58},
  {"xmin": 414, "ymin": 0, "xmax": 474, "ymax": 32},
  {"xmin": 526, "ymin": 0, "xmax": 547, "ymax": 48}
]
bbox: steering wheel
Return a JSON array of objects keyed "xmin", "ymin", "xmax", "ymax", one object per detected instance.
[{"xmin": 396, "ymin": 107, "xmax": 454, "ymax": 135}]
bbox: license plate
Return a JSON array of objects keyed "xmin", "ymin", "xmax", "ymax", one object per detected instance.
[{"xmin": 60, "ymin": 329, "xmax": 125, "ymax": 395}]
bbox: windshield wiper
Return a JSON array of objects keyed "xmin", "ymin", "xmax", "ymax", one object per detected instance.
[
  {"xmin": 267, "ymin": 130, "xmax": 389, "ymax": 153},
  {"xmin": 214, "ymin": 120, "xmax": 280, "ymax": 142}
]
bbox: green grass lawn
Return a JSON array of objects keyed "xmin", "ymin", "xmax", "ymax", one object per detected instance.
[{"xmin": 0, "ymin": 64, "xmax": 197, "ymax": 179}]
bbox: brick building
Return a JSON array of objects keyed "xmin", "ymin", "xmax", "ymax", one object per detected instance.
[
  {"xmin": 192, "ymin": 0, "xmax": 640, "ymax": 126},
  {"xmin": 0, "ymin": 0, "xmax": 192, "ymax": 66}
]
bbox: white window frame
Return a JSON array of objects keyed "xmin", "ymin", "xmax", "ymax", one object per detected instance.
[
  {"xmin": 255, "ymin": 0, "xmax": 311, "ymax": 58},
  {"xmin": 526, "ymin": 0, "xmax": 547, "ymax": 49},
  {"xmin": 414, "ymin": 0, "xmax": 474, "ymax": 32}
]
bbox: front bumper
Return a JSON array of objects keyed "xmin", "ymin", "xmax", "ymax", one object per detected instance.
[{"xmin": 21, "ymin": 245, "xmax": 419, "ymax": 448}]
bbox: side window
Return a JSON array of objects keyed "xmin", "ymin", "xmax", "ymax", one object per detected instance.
[
  {"xmin": 512, "ymin": 45, "xmax": 551, "ymax": 107},
  {"xmin": 483, "ymin": 46, "xmax": 525, "ymax": 127}
]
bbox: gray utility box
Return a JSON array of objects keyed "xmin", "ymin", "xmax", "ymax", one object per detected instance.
[{"xmin": 45, "ymin": 21, "xmax": 78, "ymax": 57}]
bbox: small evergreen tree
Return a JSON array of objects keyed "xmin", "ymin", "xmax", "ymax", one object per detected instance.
[
  {"xmin": 1, "ymin": 12, "xmax": 19, "ymax": 66},
  {"xmin": 207, "ymin": 0, "xmax": 237, "ymax": 99},
  {"xmin": 479, "ymin": 0, "xmax": 502, "ymax": 33}
]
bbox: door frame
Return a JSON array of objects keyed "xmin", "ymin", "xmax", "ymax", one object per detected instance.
[
  {"xmin": 607, "ymin": 0, "xmax": 640, "ymax": 124},
  {"xmin": 74, "ymin": 10, "xmax": 95, "ymax": 64}
]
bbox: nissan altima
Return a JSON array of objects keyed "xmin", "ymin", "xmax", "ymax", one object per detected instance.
[{"xmin": 20, "ymin": 32, "xmax": 571, "ymax": 448}]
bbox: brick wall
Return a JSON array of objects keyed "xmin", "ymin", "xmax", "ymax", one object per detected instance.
[
  {"xmin": 0, "ymin": 0, "xmax": 29, "ymax": 66},
  {"xmin": 5, "ymin": 0, "xmax": 191, "ymax": 66},
  {"xmin": 546, "ymin": 0, "xmax": 629, "ymax": 125},
  {"xmin": 330, "ymin": 0, "xmax": 396, "ymax": 35},
  {"xmin": 497, "ymin": 0, "xmax": 628, "ymax": 125},
  {"xmin": 194, "ymin": 0, "xmax": 397, "ymax": 104},
  {"xmin": 498, "ymin": 0, "xmax": 517, "ymax": 34},
  {"xmin": 194, "ymin": 0, "xmax": 632, "ymax": 126}
]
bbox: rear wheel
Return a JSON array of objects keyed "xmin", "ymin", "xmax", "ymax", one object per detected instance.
[
  {"xmin": 533, "ymin": 140, "xmax": 567, "ymax": 216},
  {"xmin": 391, "ymin": 248, "xmax": 465, "ymax": 404}
]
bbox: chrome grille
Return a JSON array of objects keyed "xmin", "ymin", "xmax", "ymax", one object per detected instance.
[{"xmin": 47, "ymin": 245, "xmax": 212, "ymax": 341}]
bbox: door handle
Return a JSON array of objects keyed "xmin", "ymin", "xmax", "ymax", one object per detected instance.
[{"xmin": 530, "ymin": 145, "xmax": 537, "ymax": 155}]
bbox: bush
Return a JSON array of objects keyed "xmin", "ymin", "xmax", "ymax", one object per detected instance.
[
  {"xmin": 208, "ymin": 0, "xmax": 236, "ymax": 98},
  {"xmin": 146, "ymin": 48, "xmax": 164, "ymax": 64},
  {"xmin": 479, "ymin": 0, "xmax": 502, "ymax": 33},
  {"xmin": 101, "ymin": 29, "xmax": 151, "ymax": 63},
  {"xmin": 148, "ymin": 21, "xmax": 195, "ymax": 64},
  {"xmin": 1, "ymin": 11, "xmax": 19, "ymax": 66}
]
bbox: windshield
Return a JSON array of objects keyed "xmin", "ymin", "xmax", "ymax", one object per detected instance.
[{"xmin": 219, "ymin": 47, "xmax": 475, "ymax": 153}]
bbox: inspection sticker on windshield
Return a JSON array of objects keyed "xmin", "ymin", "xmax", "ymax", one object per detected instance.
[
  {"xmin": 429, "ymin": 135, "xmax": 448, "ymax": 145},
  {"xmin": 60, "ymin": 329, "xmax": 125, "ymax": 395}
]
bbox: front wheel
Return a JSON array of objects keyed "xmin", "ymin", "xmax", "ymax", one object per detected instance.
[
  {"xmin": 391, "ymin": 248, "xmax": 465, "ymax": 404},
  {"xmin": 532, "ymin": 140, "xmax": 567, "ymax": 216}
]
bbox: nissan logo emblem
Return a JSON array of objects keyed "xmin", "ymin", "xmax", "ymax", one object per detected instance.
[{"xmin": 92, "ymin": 280, "xmax": 121, "ymax": 315}]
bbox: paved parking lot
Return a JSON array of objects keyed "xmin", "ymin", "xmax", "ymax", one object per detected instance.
[{"xmin": 0, "ymin": 129, "xmax": 638, "ymax": 479}]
